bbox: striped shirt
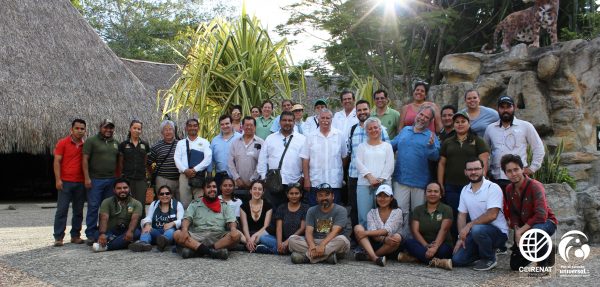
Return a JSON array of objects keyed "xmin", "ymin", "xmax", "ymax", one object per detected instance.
[{"xmin": 147, "ymin": 139, "xmax": 179, "ymax": 180}]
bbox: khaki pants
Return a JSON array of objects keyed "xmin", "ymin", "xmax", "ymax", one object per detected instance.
[
  {"xmin": 288, "ymin": 235, "xmax": 350, "ymax": 263},
  {"xmin": 155, "ymin": 176, "xmax": 179, "ymax": 200},
  {"xmin": 179, "ymin": 174, "xmax": 204, "ymax": 209},
  {"xmin": 393, "ymin": 182, "xmax": 425, "ymax": 239}
]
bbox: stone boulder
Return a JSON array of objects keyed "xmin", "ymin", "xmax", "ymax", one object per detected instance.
[
  {"xmin": 506, "ymin": 71, "xmax": 552, "ymax": 135},
  {"xmin": 545, "ymin": 183, "xmax": 585, "ymax": 239},
  {"xmin": 438, "ymin": 53, "xmax": 482, "ymax": 84},
  {"xmin": 576, "ymin": 186, "xmax": 600, "ymax": 243},
  {"xmin": 537, "ymin": 54, "xmax": 560, "ymax": 81}
]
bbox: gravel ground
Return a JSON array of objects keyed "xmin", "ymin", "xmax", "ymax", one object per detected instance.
[{"xmin": 0, "ymin": 202, "xmax": 598, "ymax": 287}]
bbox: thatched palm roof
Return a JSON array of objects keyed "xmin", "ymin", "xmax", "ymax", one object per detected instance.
[{"xmin": 0, "ymin": 0, "xmax": 164, "ymax": 154}]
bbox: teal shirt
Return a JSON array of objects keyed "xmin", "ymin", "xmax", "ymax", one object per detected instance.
[{"xmin": 255, "ymin": 116, "xmax": 275, "ymax": 140}]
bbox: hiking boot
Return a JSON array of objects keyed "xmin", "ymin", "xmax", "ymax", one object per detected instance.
[
  {"xmin": 291, "ymin": 252, "xmax": 309, "ymax": 264},
  {"xmin": 375, "ymin": 256, "xmax": 386, "ymax": 267},
  {"xmin": 325, "ymin": 253, "xmax": 337, "ymax": 265},
  {"xmin": 156, "ymin": 235, "xmax": 169, "ymax": 252},
  {"xmin": 70, "ymin": 237, "xmax": 84, "ymax": 244},
  {"xmin": 354, "ymin": 251, "xmax": 369, "ymax": 261},
  {"xmin": 397, "ymin": 252, "xmax": 419, "ymax": 263},
  {"xmin": 180, "ymin": 247, "xmax": 196, "ymax": 259},
  {"xmin": 209, "ymin": 248, "xmax": 229, "ymax": 260},
  {"xmin": 54, "ymin": 240, "xmax": 64, "ymax": 247},
  {"xmin": 128, "ymin": 240, "xmax": 153, "ymax": 252},
  {"xmin": 473, "ymin": 259, "xmax": 497, "ymax": 271},
  {"xmin": 429, "ymin": 257, "xmax": 452, "ymax": 270}
]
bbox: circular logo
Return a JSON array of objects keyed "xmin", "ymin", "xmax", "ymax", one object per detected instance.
[
  {"xmin": 519, "ymin": 229, "xmax": 553, "ymax": 262},
  {"xmin": 558, "ymin": 230, "xmax": 591, "ymax": 262}
]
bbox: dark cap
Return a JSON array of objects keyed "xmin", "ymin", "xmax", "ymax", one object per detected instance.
[
  {"xmin": 100, "ymin": 118, "xmax": 115, "ymax": 128},
  {"xmin": 497, "ymin": 95, "xmax": 514, "ymax": 106},
  {"xmin": 316, "ymin": 183, "xmax": 332, "ymax": 194},
  {"xmin": 452, "ymin": 111, "xmax": 470, "ymax": 122},
  {"xmin": 314, "ymin": 99, "xmax": 327, "ymax": 107}
]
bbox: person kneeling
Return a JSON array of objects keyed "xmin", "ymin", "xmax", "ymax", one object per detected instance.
[
  {"xmin": 129, "ymin": 185, "xmax": 184, "ymax": 252},
  {"xmin": 288, "ymin": 185, "xmax": 350, "ymax": 264},
  {"xmin": 92, "ymin": 178, "xmax": 143, "ymax": 252},
  {"xmin": 353, "ymin": 185, "xmax": 402, "ymax": 267},
  {"xmin": 173, "ymin": 178, "xmax": 241, "ymax": 259},
  {"xmin": 401, "ymin": 182, "xmax": 453, "ymax": 270}
]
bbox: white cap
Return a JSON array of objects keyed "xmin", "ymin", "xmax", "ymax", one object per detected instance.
[{"xmin": 376, "ymin": 184, "xmax": 393, "ymax": 196}]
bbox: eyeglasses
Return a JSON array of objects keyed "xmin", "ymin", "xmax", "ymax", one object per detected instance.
[
  {"xmin": 318, "ymin": 183, "xmax": 332, "ymax": 189},
  {"xmin": 159, "ymin": 192, "xmax": 171, "ymax": 196}
]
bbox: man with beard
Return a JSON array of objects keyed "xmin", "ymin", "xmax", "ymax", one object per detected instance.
[
  {"xmin": 257, "ymin": 111, "xmax": 306, "ymax": 208},
  {"xmin": 346, "ymin": 100, "xmax": 390, "ymax": 226},
  {"xmin": 301, "ymin": 109, "xmax": 347, "ymax": 206},
  {"xmin": 288, "ymin": 185, "xmax": 350, "ymax": 264},
  {"xmin": 483, "ymin": 96, "xmax": 544, "ymax": 192},
  {"xmin": 391, "ymin": 105, "xmax": 439, "ymax": 237},
  {"xmin": 83, "ymin": 119, "xmax": 120, "ymax": 245},
  {"xmin": 173, "ymin": 178, "xmax": 240, "ymax": 259},
  {"xmin": 174, "ymin": 119, "xmax": 212, "ymax": 208},
  {"xmin": 452, "ymin": 158, "xmax": 508, "ymax": 271},
  {"xmin": 92, "ymin": 178, "xmax": 143, "ymax": 252}
]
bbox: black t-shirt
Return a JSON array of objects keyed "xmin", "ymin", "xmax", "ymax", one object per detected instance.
[
  {"xmin": 241, "ymin": 200, "xmax": 272, "ymax": 235},
  {"xmin": 275, "ymin": 203, "xmax": 309, "ymax": 240}
]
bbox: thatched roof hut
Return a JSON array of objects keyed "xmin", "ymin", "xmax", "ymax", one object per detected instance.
[{"xmin": 0, "ymin": 0, "xmax": 163, "ymax": 154}]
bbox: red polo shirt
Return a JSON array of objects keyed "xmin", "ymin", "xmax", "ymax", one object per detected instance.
[{"xmin": 54, "ymin": 136, "xmax": 85, "ymax": 183}]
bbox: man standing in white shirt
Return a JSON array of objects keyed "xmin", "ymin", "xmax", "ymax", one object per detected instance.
[
  {"xmin": 258, "ymin": 111, "xmax": 306, "ymax": 208},
  {"xmin": 302, "ymin": 99, "xmax": 327, "ymax": 136},
  {"xmin": 452, "ymin": 158, "xmax": 508, "ymax": 271},
  {"xmin": 332, "ymin": 91, "xmax": 358, "ymax": 136},
  {"xmin": 301, "ymin": 109, "xmax": 348, "ymax": 206},
  {"xmin": 174, "ymin": 119, "xmax": 212, "ymax": 208},
  {"xmin": 483, "ymin": 95, "xmax": 544, "ymax": 191}
]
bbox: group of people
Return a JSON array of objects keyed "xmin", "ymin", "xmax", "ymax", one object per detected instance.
[{"xmin": 52, "ymin": 84, "xmax": 557, "ymax": 272}]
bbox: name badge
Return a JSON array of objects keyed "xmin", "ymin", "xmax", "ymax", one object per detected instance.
[{"xmin": 247, "ymin": 151, "xmax": 254, "ymax": 156}]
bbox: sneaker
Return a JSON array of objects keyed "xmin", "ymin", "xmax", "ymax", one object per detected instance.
[
  {"xmin": 255, "ymin": 244, "xmax": 272, "ymax": 254},
  {"xmin": 496, "ymin": 246, "xmax": 508, "ymax": 255},
  {"xmin": 128, "ymin": 240, "xmax": 153, "ymax": 252},
  {"xmin": 325, "ymin": 253, "xmax": 337, "ymax": 265},
  {"xmin": 291, "ymin": 252, "xmax": 309, "ymax": 264},
  {"xmin": 156, "ymin": 235, "xmax": 169, "ymax": 252},
  {"xmin": 180, "ymin": 247, "xmax": 195, "ymax": 259},
  {"xmin": 209, "ymin": 248, "xmax": 229, "ymax": 260},
  {"xmin": 375, "ymin": 256, "xmax": 386, "ymax": 267},
  {"xmin": 92, "ymin": 242, "xmax": 107, "ymax": 252},
  {"xmin": 397, "ymin": 252, "xmax": 419, "ymax": 263},
  {"xmin": 53, "ymin": 240, "xmax": 64, "ymax": 247},
  {"xmin": 429, "ymin": 258, "xmax": 453, "ymax": 270},
  {"xmin": 473, "ymin": 259, "xmax": 497, "ymax": 271},
  {"xmin": 354, "ymin": 251, "xmax": 369, "ymax": 261},
  {"xmin": 85, "ymin": 238, "xmax": 95, "ymax": 246},
  {"xmin": 70, "ymin": 237, "xmax": 84, "ymax": 244}
]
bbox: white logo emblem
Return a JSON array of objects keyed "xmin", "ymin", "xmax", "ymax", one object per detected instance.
[
  {"xmin": 558, "ymin": 230, "xmax": 591, "ymax": 262},
  {"xmin": 519, "ymin": 229, "xmax": 553, "ymax": 262}
]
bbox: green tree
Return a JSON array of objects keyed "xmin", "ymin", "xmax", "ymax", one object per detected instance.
[
  {"xmin": 161, "ymin": 8, "xmax": 305, "ymax": 139},
  {"xmin": 80, "ymin": 0, "xmax": 236, "ymax": 63}
]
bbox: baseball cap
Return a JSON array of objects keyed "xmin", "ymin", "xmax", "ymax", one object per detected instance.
[
  {"xmin": 452, "ymin": 111, "xmax": 470, "ymax": 122},
  {"xmin": 314, "ymin": 99, "xmax": 327, "ymax": 107},
  {"xmin": 316, "ymin": 183, "xmax": 332, "ymax": 194},
  {"xmin": 497, "ymin": 95, "xmax": 514, "ymax": 106},
  {"xmin": 100, "ymin": 118, "xmax": 115, "ymax": 128},
  {"xmin": 375, "ymin": 184, "xmax": 393, "ymax": 196},
  {"xmin": 292, "ymin": 104, "xmax": 304, "ymax": 111}
]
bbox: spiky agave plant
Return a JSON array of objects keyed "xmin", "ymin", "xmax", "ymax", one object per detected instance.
[
  {"xmin": 160, "ymin": 6, "xmax": 305, "ymax": 139},
  {"xmin": 528, "ymin": 139, "xmax": 576, "ymax": 189}
]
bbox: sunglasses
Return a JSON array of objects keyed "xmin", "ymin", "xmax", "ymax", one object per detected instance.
[{"xmin": 159, "ymin": 192, "xmax": 171, "ymax": 196}]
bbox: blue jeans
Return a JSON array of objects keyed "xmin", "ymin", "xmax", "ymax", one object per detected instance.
[
  {"xmin": 94, "ymin": 228, "xmax": 141, "ymax": 251},
  {"xmin": 404, "ymin": 238, "xmax": 453, "ymax": 263},
  {"xmin": 510, "ymin": 219, "xmax": 557, "ymax": 270},
  {"xmin": 356, "ymin": 185, "xmax": 376, "ymax": 228},
  {"xmin": 85, "ymin": 178, "xmax": 115, "ymax": 239},
  {"xmin": 53, "ymin": 181, "xmax": 86, "ymax": 240},
  {"xmin": 258, "ymin": 232, "xmax": 278, "ymax": 254},
  {"xmin": 452, "ymin": 224, "xmax": 507, "ymax": 266},
  {"xmin": 443, "ymin": 183, "xmax": 463, "ymax": 238},
  {"xmin": 140, "ymin": 227, "xmax": 176, "ymax": 244},
  {"xmin": 307, "ymin": 187, "xmax": 341, "ymax": 207}
]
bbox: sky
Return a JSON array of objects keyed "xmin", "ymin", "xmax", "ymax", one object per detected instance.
[{"xmin": 242, "ymin": 0, "xmax": 329, "ymax": 64}]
